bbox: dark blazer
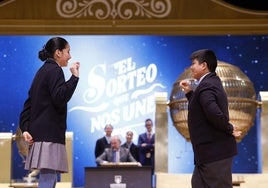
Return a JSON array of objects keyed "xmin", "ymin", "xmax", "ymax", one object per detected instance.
[
  {"xmin": 186, "ymin": 72, "xmax": 237, "ymax": 165},
  {"xmin": 138, "ymin": 132, "xmax": 155, "ymax": 166},
  {"xmin": 94, "ymin": 136, "xmax": 111, "ymax": 158},
  {"xmin": 96, "ymin": 147, "xmax": 137, "ymax": 165},
  {"xmin": 121, "ymin": 142, "xmax": 139, "ymax": 162},
  {"xmin": 19, "ymin": 59, "xmax": 79, "ymax": 144}
]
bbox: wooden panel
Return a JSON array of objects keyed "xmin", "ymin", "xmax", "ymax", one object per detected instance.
[
  {"xmin": 155, "ymin": 92, "xmax": 168, "ymax": 173},
  {"xmin": 260, "ymin": 92, "xmax": 268, "ymax": 173},
  {"xmin": 0, "ymin": 133, "xmax": 12, "ymax": 183},
  {"xmin": 0, "ymin": 0, "xmax": 267, "ymax": 34},
  {"xmin": 61, "ymin": 132, "xmax": 73, "ymax": 183},
  {"xmin": 156, "ymin": 173, "xmax": 268, "ymax": 188}
]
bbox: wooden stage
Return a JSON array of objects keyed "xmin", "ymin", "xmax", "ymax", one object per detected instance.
[
  {"xmin": 156, "ymin": 173, "xmax": 268, "ymax": 188},
  {"xmin": 0, "ymin": 173, "xmax": 268, "ymax": 188}
]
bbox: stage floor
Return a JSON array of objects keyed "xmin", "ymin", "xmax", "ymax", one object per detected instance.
[
  {"xmin": 1, "ymin": 174, "xmax": 268, "ymax": 188},
  {"xmin": 0, "ymin": 182, "xmax": 71, "ymax": 188},
  {"xmin": 156, "ymin": 173, "xmax": 268, "ymax": 188}
]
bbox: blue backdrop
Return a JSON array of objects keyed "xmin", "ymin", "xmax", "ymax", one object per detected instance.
[{"xmin": 0, "ymin": 35, "xmax": 267, "ymax": 187}]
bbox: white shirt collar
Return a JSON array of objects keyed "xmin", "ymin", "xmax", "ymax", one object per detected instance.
[
  {"xmin": 105, "ymin": 136, "xmax": 111, "ymax": 144},
  {"xmin": 198, "ymin": 72, "xmax": 210, "ymax": 84}
]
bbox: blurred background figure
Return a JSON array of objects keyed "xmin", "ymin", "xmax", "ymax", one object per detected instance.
[
  {"xmin": 121, "ymin": 131, "xmax": 139, "ymax": 162},
  {"xmin": 138, "ymin": 118, "xmax": 155, "ymax": 172},
  {"xmin": 94, "ymin": 124, "xmax": 113, "ymax": 161}
]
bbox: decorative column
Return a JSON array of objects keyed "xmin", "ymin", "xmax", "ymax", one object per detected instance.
[
  {"xmin": 61, "ymin": 132, "xmax": 73, "ymax": 183},
  {"xmin": 0, "ymin": 132, "xmax": 12, "ymax": 183},
  {"xmin": 155, "ymin": 92, "xmax": 168, "ymax": 173},
  {"xmin": 259, "ymin": 91, "xmax": 268, "ymax": 173}
]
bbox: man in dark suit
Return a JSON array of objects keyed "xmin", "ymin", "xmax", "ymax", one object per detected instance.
[
  {"xmin": 138, "ymin": 119, "xmax": 155, "ymax": 171},
  {"xmin": 180, "ymin": 49, "xmax": 242, "ymax": 188},
  {"xmin": 96, "ymin": 135, "xmax": 139, "ymax": 165},
  {"xmin": 121, "ymin": 131, "xmax": 139, "ymax": 162},
  {"xmin": 94, "ymin": 124, "xmax": 113, "ymax": 159}
]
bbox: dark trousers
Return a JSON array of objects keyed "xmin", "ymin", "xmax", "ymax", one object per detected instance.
[
  {"xmin": 142, "ymin": 157, "xmax": 154, "ymax": 174},
  {"xmin": 191, "ymin": 157, "xmax": 233, "ymax": 188}
]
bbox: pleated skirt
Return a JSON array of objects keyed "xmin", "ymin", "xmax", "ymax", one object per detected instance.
[{"xmin": 25, "ymin": 142, "xmax": 68, "ymax": 173}]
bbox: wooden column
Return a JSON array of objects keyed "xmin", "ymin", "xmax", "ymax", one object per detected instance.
[
  {"xmin": 155, "ymin": 92, "xmax": 168, "ymax": 173},
  {"xmin": 61, "ymin": 132, "xmax": 73, "ymax": 183},
  {"xmin": 259, "ymin": 92, "xmax": 268, "ymax": 173},
  {"xmin": 0, "ymin": 132, "xmax": 12, "ymax": 183}
]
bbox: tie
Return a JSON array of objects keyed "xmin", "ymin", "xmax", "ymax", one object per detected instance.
[
  {"xmin": 148, "ymin": 133, "xmax": 151, "ymax": 142},
  {"xmin": 112, "ymin": 150, "xmax": 116, "ymax": 162}
]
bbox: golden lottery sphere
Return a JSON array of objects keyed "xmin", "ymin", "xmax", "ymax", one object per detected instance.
[{"xmin": 169, "ymin": 61, "xmax": 258, "ymax": 142}]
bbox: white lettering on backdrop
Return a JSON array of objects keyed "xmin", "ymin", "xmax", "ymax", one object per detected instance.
[{"xmin": 69, "ymin": 57, "xmax": 165, "ymax": 133}]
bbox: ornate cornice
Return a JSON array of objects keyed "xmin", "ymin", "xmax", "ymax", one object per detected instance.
[
  {"xmin": 0, "ymin": 0, "xmax": 268, "ymax": 35},
  {"xmin": 56, "ymin": 0, "xmax": 172, "ymax": 20}
]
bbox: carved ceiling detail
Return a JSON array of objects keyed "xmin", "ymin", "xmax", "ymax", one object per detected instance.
[
  {"xmin": 0, "ymin": 0, "xmax": 268, "ymax": 34},
  {"xmin": 56, "ymin": 0, "xmax": 172, "ymax": 20}
]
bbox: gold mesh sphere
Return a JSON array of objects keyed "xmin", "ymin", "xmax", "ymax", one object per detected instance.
[{"xmin": 169, "ymin": 61, "xmax": 258, "ymax": 142}]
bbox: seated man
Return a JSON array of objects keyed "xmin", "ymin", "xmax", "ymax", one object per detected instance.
[{"xmin": 96, "ymin": 135, "xmax": 140, "ymax": 166}]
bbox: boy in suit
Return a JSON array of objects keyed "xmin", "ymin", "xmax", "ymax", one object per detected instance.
[{"xmin": 180, "ymin": 49, "xmax": 242, "ymax": 188}]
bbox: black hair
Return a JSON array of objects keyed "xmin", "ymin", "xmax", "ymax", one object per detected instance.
[
  {"xmin": 38, "ymin": 37, "xmax": 68, "ymax": 61},
  {"xmin": 189, "ymin": 49, "xmax": 217, "ymax": 72},
  {"xmin": 104, "ymin": 124, "xmax": 113, "ymax": 130},
  {"xmin": 126, "ymin": 131, "xmax": 133, "ymax": 135},
  {"xmin": 145, "ymin": 118, "xmax": 153, "ymax": 124}
]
